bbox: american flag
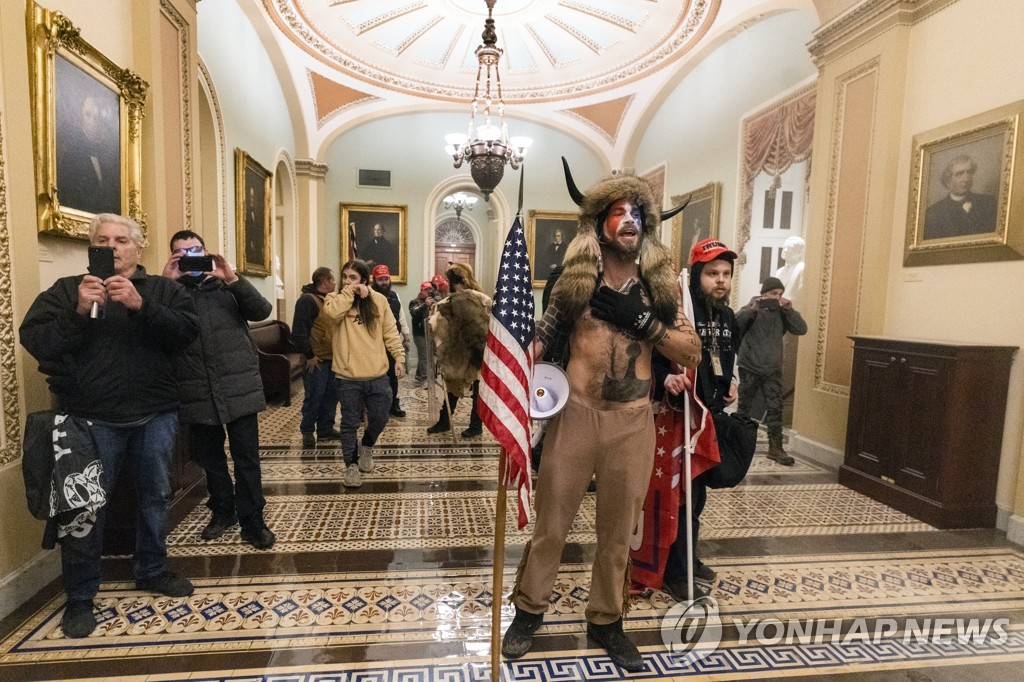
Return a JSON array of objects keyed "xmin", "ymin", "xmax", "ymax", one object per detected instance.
[
  {"xmin": 479, "ymin": 217, "xmax": 535, "ymax": 529},
  {"xmin": 348, "ymin": 223, "xmax": 359, "ymax": 261}
]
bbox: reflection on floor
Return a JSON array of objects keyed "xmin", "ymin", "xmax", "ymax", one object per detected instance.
[{"xmin": 1, "ymin": 377, "xmax": 1022, "ymax": 681}]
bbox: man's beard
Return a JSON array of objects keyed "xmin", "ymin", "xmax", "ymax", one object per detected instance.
[
  {"xmin": 702, "ymin": 289, "xmax": 730, "ymax": 311},
  {"xmin": 373, "ymin": 283, "xmax": 391, "ymax": 295},
  {"xmin": 603, "ymin": 234, "xmax": 641, "ymax": 261}
]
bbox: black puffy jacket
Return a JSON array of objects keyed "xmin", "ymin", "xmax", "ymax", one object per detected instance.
[{"xmin": 175, "ymin": 275, "xmax": 272, "ymax": 425}]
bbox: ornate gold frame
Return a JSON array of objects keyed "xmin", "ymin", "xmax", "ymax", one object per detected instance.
[
  {"xmin": 235, "ymin": 149, "xmax": 273, "ymax": 277},
  {"xmin": 904, "ymin": 100, "xmax": 1024, "ymax": 266},
  {"xmin": 671, "ymin": 182, "xmax": 720, "ymax": 270},
  {"xmin": 526, "ymin": 210, "xmax": 576, "ymax": 289},
  {"xmin": 340, "ymin": 203, "xmax": 408, "ymax": 285},
  {"xmin": 27, "ymin": 2, "xmax": 148, "ymax": 240}
]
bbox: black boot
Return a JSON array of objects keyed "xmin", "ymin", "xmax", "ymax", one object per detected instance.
[
  {"xmin": 427, "ymin": 397, "xmax": 456, "ymax": 434},
  {"xmin": 461, "ymin": 389, "xmax": 483, "ymax": 437},
  {"xmin": 587, "ymin": 619, "xmax": 645, "ymax": 672},
  {"xmin": 501, "ymin": 607, "xmax": 543, "ymax": 658}
]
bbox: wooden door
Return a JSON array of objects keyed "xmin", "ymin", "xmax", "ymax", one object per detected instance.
[
  {"xmin": 434, "ymin": 245, "xmax": 475, "ymax": 277},
  {"xmin": 845, "ymin": 348, "xmax": 903, "ymax": 481}
]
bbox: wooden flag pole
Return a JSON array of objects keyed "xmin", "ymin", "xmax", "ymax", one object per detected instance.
[{"xmin": 491, "ymin": 446, "xmax": 509, "ymax": 682}]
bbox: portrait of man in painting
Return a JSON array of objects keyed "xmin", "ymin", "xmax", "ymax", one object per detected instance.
[
  {"xmin": 244, "ymin": 167, "xmax": 267, "ymax": 269},
  {"xmin": 55, "ymin": 54, "xmax": 121, "ymax": 216},
  {"xmin": 921, "ymin": 134, "xmax": 1004, "ymax": 241},
  {"xmin": 351, "ymin": 211, "xmax": 402, "ymax": 280}
]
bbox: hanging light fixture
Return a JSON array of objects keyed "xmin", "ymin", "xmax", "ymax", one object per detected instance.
[
  {"xmin": 444, "ymin": 0, "xmax": 532, "ymax": 200},
  {"xmin": 443, "ymin": 191, "xmax": 478, "ymax": 220}
]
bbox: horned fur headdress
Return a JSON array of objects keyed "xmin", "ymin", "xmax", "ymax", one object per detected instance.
[{"xmin": 557, "ymin": 157, "xmax": 688, "ymax": 326}]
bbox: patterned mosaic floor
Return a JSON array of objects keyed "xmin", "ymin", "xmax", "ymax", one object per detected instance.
[{"xmin": 2, "ymin": 377, "xmax": 1019, "ymax": 681}]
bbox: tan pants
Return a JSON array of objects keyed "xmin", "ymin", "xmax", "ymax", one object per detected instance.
[{"xmin": 513, "ymin": 396, "xmax": 655, "ymax": 624}]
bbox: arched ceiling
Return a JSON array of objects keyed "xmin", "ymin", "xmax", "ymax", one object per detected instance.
[{"xmin": 250, "ymin": 0, "xmax": 820, "ymax": 162}]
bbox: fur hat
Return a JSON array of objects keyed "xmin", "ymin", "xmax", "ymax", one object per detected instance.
[{"xmin": 557, "ymin": 166, "xmax": 679, "ymax": 326}]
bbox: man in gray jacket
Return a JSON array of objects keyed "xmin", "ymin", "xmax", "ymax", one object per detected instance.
[
  {"xmin": 163, "ymin": 230, "xmax": 275, "ymax": 548},
  {"xmin": 735, "ymin": 276, "xmax": 807, "ymax": 465}
]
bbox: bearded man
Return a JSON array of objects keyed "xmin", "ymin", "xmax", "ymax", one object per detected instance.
[
  {"xmin": 370, "ymin": 264, "xmax": 412, "ymax": 417},
  {"xmin": 502, "ymin": 160, "xmax": 702, "ymax": 672}
]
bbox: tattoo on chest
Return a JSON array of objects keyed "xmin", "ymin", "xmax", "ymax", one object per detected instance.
[{"xmin": 601, "ymin": 340, "xmax": 650, "ymax": 401}]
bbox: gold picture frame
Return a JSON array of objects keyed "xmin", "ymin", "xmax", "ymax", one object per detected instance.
[
  {"xmin": 905, "ymin": 100, "xmax": 1024, "ymax": 266},
  {"xmin": 27, "ymin": 2, "xmax": 148, "ymax": 240},
  {"xmin": 340, "ymin": 203, "xmax": 408, "ymax": 285},
  {"xmin": 527, "ymin": 210, "xmax": 577, "ymax": 289},
  {"xmin": 671, "ymin": 182, "xmax": 720, "ymax": 270},
  {"xmin": 235, "ymin": 149, "xmax": 272, "ymax": 277}
]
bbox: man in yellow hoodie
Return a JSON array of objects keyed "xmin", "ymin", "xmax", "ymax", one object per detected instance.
[{"xmin": 322, "ymin": 259, "xmax": 405, "ymax": 488}]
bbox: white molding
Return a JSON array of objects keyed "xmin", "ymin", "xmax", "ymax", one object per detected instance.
[
  {"xmin": 1006, "ymin": 514, "xmax": 1024, "ymax": 547},
  {"xmin": 790, "ymin": 430, "xmax": 843, "ymax": 471},
  {"xmin": 0, "ymin": 550, "xmax": 60, "ymax": 622}
]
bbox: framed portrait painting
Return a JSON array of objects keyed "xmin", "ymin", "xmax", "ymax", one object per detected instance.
[
  {"xmin": 28, "ymin": 3, "xmax": 148, "ymax": 239},
  {"xmin": 527, "ymin": 210, "xmax": 577, "ymax": 288},
  {"xmin": 671, "ymin": 182, "xmax": 721, "ymax": 270},
  {"xmin": 340, "ymin": 203, "xmax": 408, "ymax": 285},
  {"xmin": 235, "ymin": 149, "xmax": 272, "ymax": 277},
  {"xmin": 641, "ymin": 162, "xmax": 667, "ymax": 213},
  {"xmin": 905, "ymin": 100, "xmax": 1024, "ymax": 266}
]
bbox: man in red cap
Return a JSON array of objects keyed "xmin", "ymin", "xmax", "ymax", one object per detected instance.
[
  {"xmin": 656, "ymin": 237, "xmax": 741, "ymax": 602},
  {"xmin": 408, "ymin": 281, "xmax": 435, "ymax": 386},
  {"xmin": 370, "ymin": 264, "xmax": 411, "ymax": 417}
]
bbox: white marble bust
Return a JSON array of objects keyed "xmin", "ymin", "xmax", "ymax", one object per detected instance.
[{"xmin": 775, "ymin": 235, "xmax": 805, "ymax": 303}]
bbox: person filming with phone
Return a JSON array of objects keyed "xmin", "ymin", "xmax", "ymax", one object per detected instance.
[
  {"xmin": 19, "ymin": 213, "xmax": 200, "ymax": 638},
  {"xmin": 162, "ymin": 230, "xmax": 276, "ymax": 550}
]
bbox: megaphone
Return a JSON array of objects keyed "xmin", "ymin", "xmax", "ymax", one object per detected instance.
[{"xmin": 530, "ymin": 362, "xmax": 570, "ymax": 420}]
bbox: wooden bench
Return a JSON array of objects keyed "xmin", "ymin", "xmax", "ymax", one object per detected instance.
[{"xmin": 249, "ymin": 319, "xmax": 303, "ymax": 406}]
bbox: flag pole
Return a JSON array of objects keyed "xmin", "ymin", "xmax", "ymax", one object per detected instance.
[
  {"xmin": 491, "ymin": 446, "xmax": 509, "ymax": 681},
  {"xmin": 681, "ymin": 269, "xmax": 695, "ymax": 603}
]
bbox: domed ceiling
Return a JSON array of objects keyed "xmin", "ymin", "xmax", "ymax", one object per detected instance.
[{"xmin": 264, "ymin": 0, "xmax": 718, "ymax": 103}]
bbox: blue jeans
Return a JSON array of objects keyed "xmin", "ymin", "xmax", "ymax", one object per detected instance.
[
  {"xmin": 300, "ymin": 359, "xmax": 338, "ymax": 435},
  {"xmin": 336, "ymin": 375, "xmax": 391, "ymax": 466},
  {"xmin": 60, "ymin": 410, "xmax": 179, "ymax": 601}
]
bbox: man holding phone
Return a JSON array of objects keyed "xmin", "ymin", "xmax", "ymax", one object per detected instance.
[
  {"xmin": 735, "ymin": 276, "xmax": 807, "ymax": 465},
  {"xmin": 20, "ymin": 214, "xmax": 199, "ymax": 638},
  {"xmin": 162, "ymin": 231, "xmax": 276, "ymax": 549}
]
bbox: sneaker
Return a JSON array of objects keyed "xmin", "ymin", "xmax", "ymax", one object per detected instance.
[
  {"xmin": 587, "ymin": 619, "xmax": 645, "ymax": 672},
  {"xmin": 358, "ymin": 444, "xmax": 375, "ymax": 473},
  {"xmin": 201, "ymin": 513, "xmax": 237, "ymax": 540},
  {"xmin": 461, "ymin": 425, "xmax": 483, "ymax": 438},
  {"xmin": 662, "ymin": 578, "xmax": 709, "ymax": 603},
  {"xmin": 344, "ymin": 463, "xmax": 362, "ymax": 488},
  {"xmin": 694, "ymin": 562, "xmax": 717, "ymax": 582},
  {"xmin": 240, "ymin": 519, "xmax": 276, "ymax": 550},
  {"xmin": 501, "ymin": 607, "xmax": 544, "ymax": 658},
  {"xmin": 318, "ymin": 427, "xmax": 341, "ymax": 441},
  {"xmin": 389, "ymin": 406, "xmax": 407, "ymax": 418},
  {"xmin": 136, "ymin": 570, "xmax": 194, "ymax": 598},
  {"xmin": 301, "ymin": 432, "xmax": 316, "ymax": 448},
  {"xmin": 61, "ymin": 599, "xmax": 97, "ymax": 638}
]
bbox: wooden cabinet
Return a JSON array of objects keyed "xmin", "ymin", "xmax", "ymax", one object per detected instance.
[{"xmin": 839, "ymin": 337, "xmax": 1015, "ymax": 529}]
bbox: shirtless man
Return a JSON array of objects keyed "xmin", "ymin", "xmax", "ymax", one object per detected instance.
[{"xmin": 502, "ymin": 162, "xmax": 702, "ymax": 672}]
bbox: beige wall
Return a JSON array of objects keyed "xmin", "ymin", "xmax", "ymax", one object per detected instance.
[{"xmin": 795, "ymin": 0, "xmax": 1024, "ymax": 529}]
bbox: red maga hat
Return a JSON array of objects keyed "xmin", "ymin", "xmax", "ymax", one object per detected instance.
[
  {"xmin": 372, "ymin": 264, "xmax": 390, "ymax": 278},
  {"xmin": 689, "ymin": 238, "xmax": 738, "ymax": 266},
  {"xmin": 420, "ymin": 281, "xmax": 433, "ymax": 291}
]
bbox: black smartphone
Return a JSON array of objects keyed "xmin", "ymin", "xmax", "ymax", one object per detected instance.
[
  {"xmin": 759, "ymin": 297, "xmax": 779, "ymax": 310},
  {"xmin": 178, "ymin": 255, "xmax": 214, "ymax": 272},
  {"xmin": 87, "ymin": 246, "xmax": 115, "ymax": 279}
]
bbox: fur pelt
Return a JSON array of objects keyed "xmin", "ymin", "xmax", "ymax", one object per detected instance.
[
  {"xmin": 431, "ymin": 288, "xmax": 491, "ymax": 395},
  {"xmin": 556, "ymin": 173, "xmax": 679, "ymax": 326}
]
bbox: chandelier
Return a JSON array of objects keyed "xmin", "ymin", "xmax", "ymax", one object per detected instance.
[
  {"xmin": 444, "ymin": 0, "xmax": 532, "ymax": 200},
  {"xmin": 443, "ymin": 191, "xmax": 479, "ymax": 220}
]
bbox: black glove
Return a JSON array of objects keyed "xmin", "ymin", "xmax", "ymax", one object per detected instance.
[{"xmin": 589, "ymin": 285, "xmax": 655, "ymax": 339}]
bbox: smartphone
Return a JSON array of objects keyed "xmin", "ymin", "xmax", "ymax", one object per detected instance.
[
  {"xmin": 759, "ymin": 297, "xmax": 779, "ymax": 310},
  {"xmin": 87, "ymin": 246, "xmax": 115, "ymax": 279},
  {"xmin": 178, "ymin": 255, "xmax": 214, "ymax": 272}
]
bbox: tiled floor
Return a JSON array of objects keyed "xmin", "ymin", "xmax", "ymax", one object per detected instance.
[{"xmin": 1, "ymin": 377, "xmax": 1021, "ymax": 681}]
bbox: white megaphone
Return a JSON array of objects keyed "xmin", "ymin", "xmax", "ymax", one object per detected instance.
[{"xmin": 530, "ymin": 362, "xmax": 570, "ymax": 420}]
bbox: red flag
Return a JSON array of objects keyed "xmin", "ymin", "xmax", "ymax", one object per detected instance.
[{"xmin": 478, "ymin": 217, "xmax": 535, "ymax": 529}]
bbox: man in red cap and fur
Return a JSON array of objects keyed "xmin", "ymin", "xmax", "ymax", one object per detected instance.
[{"xmin": 502, "ymin": 161, "xmax": 702, "ymax": 672}]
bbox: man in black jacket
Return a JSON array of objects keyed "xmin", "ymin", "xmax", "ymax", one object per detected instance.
[
  {"xmin": 162, "ymin": 231, "xmax": 275, "ymax": 550},
  {"xmin": 293, "ymin": 267, "xmax": 340, "ymax": 448},
  {"xmin": 658, "ymin": 238, "xmax": 740, "ymax": 602},
  {"xmin": 20, "ymin": 214, "xmax": 200, "ymax": 639},
  {"xmin": 371, "ymin": 264, "xmax": 410, "ymax": 417}
]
